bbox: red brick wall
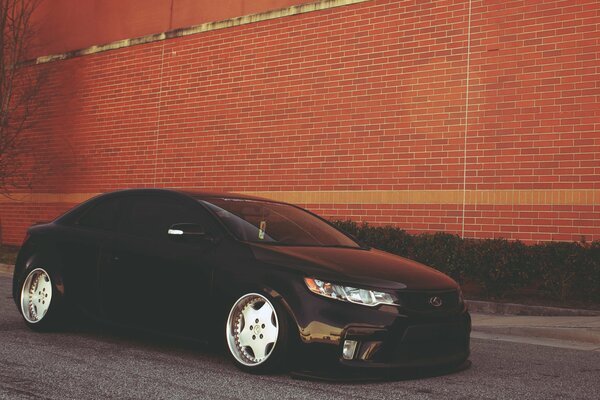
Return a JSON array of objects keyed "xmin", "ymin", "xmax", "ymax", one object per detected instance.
[{"xmin": 1, "ymin": 0, "xmax": 599, "ymax": 246}]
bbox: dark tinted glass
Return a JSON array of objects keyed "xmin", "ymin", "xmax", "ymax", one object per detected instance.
[
  {"xmin": 78, "ymin": 198, "xmax": 119, "ymax": 231},
  {"xmin": 123, "ymin": 196, "xmax": 202, "ymax": 239},
  {"xmin": 200, "ymin": 198, "xmax": 359, "ymax": 248}
]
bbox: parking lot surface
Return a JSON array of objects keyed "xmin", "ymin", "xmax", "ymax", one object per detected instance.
[{"xmin": 1, "ymin": 276, "xmax": 599, "ymax": 399}]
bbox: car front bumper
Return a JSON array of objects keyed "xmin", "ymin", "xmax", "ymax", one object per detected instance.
[
  {"xmin": 340, "ymin": 312, "xmax": 471, "ymax": 368},
  {"xmin": 287, "ymin": 289, "xmax": 471, "ymax": 375}
]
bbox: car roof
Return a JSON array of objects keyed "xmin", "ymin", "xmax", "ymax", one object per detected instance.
[
  {"xmin": 99, "ymin": 188, "xmax": 283, "ymax": 204},
  {"xmin": 54, "ymin": 188, "xmax": 288, "ymax": 225}
]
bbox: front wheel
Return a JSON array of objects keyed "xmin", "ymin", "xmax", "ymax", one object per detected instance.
[
  {"xmin": 19, "ymin": 267, "xmax": 64, "ymax": 331},
  {"xmin": 225, "ymin": 293, "xmax": 290, "ymax": 373}
]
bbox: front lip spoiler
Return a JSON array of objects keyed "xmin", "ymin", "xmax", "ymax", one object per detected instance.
[{"xmin": 290, "ymin": 359, "xmax": 472, "ymax": 382}]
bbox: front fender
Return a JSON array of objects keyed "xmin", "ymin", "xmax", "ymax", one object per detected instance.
[{"xmin": 12, "ymin": 236, "xmax": 66, "ymax": 307}]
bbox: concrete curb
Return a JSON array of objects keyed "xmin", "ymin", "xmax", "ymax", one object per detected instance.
[
  {"xmin": 471, "ymin": 313, "xmax": 600, "ymax": 347},
  {"xmin": 472, "ymin": 325, "xmax": 600, "ymax": 345},
  {"xmin": 466, "ymin": 299, "xmax": 600, "ymax": 317}
]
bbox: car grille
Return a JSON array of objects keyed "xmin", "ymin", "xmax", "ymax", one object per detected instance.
[{"xmin": 397, "ymin": 290, "xmax": 460, "ymax": 313}]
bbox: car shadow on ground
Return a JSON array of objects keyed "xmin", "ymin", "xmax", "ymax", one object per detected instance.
[
  {"xmin": 56, "ymin": 314, "xmax": 473, "ymax": 384},
  {"xmin": 291, "ymin": 360, "xmax": 472, "ymax": 383}
]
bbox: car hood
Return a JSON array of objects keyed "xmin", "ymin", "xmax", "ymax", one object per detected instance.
[{"xmin": 248, "ymin": 243, "xmax": 458, "ymax": 291}]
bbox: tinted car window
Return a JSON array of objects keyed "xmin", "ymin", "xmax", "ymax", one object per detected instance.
[
  {"xmin": 200, "ymin": 198, "xmax": 359, "ymax": 248},
  {"xmin": 77, "ymin": 198, "xmax": 120, "ymax": 231},
  {"xmin": 122, "ymin": 196, "xmax": 204, "ymax": 239}
]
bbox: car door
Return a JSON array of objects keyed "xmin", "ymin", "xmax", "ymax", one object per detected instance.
[
  {"xmin": 57, "ymin": 196, "xmax": 122, "ymax": 317},
  {"xmin": 100, "ymin": 193, "xmax": 218, "ymax": 338}
]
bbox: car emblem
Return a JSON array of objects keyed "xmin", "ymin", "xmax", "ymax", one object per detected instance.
[{"xmin": 429, "ymin": 296, "xmax": 443, "ymax": 307}]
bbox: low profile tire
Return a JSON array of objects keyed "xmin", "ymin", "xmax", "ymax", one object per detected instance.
[
  {"xmin": 225, "ymin": 293, "xmax": 290, "ymax": 373},
  {"xmin": 19, "ymin": 266, "xmax": 64, "ymax": 331}
]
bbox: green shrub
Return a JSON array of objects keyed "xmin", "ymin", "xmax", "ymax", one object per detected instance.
[
  {"xmin": 460, "ymin": 238, "xmax": 535, "ymax": 298},
  {"xmin": 409, "ymin": 232, "xmax": 464, "ymax": 282},
  {"xmin": 331, "ymin": 220, "xmax": 599, "ymax": 304}
]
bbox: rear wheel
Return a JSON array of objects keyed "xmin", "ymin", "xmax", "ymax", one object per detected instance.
[
  {"xmin": 225, "ymin": 293, "xmax": 290, "ymax": 373},
  {"xmin": 19, "ymin": 267, "xmax": 64, "ymax": 331}
]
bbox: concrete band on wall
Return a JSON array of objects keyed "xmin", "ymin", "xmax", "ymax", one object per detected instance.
[
  {"xmin": 1, "ymin": 190, "xmax": 598, "ymax": 207},
  {"xmin": 34, "ymin": 0, "xmax": 372, "ymax": 65}
]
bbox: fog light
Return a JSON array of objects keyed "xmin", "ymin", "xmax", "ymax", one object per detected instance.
[{"xmin": 342, "ymin": 340, "xmax": 358, "ymax": 360}]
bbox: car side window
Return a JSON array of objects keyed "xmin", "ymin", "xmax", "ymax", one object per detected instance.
[
  {"xmin": 77, "ymin": 198, "xmax": 120, "ymax": 231},
  {"xmin": 122, "ymin": 196, "xmax": 205, "ymax": 239}
]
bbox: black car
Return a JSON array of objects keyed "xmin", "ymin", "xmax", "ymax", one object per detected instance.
[{"xmin": 13, "ymin": 189, "xmax": 470, "ymax": 376}]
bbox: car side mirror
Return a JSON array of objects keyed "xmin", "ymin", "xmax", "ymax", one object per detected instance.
[{"xmin": 167, "ymin": 223, "xmax": 215, "ymax": 243}]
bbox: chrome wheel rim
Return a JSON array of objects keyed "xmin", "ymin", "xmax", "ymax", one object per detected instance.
[
  {"xmin": 226, "ymin": 293, "xmax": 279, "ymax": 367},
  {"xmin": 20, "ymin": 268, "xmax": 53, "ymax": 323}
]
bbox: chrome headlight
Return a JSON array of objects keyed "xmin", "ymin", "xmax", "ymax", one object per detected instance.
[{"xmin": 304, "ymin": 277, "xmax": 399, "ymax": 307}]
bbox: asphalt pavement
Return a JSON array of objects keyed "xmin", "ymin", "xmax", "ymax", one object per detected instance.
[{"xmin": 1, "ymin": 275, "xmax": 600, "ymax": 399}]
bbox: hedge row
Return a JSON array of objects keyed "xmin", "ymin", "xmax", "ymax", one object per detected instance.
[{"xmin": 332, "ymin": 221, "xmax": 600, "ymax": 304}]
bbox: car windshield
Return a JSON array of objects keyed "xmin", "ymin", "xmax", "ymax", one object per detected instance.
[{"xmin": 199, "ymin": 197, "xmax": 360, "ymax": 248}]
